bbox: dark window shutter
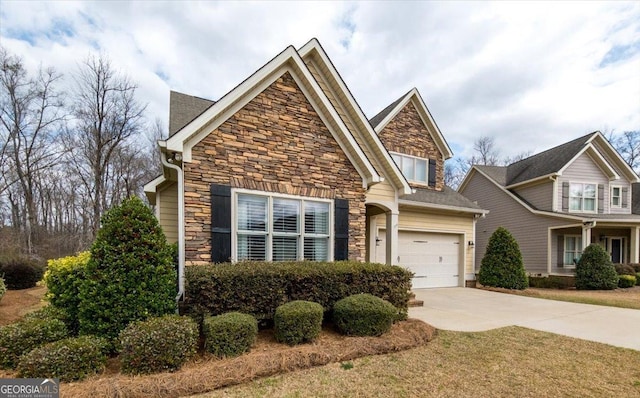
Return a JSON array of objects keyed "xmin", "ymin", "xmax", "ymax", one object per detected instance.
[
  {"xmin": 561, "ymin": 182, "xmax": 569, "ymax": 211},
  {"xmin": 557, "ymin": 235, "xmax": 565, "ymax": 267},
  {"xmin": 622, "ymin": 187, "xmax": 629, "ymax": 208},
  {"xmin": 334, "ymin": 199, "xmax": 349, "ymax": 261},
  {"xmin": 210, "ymin": 184, "xmax": 231, "ymax": 263},
  {"xmin": 598, "ymin": 184, "xmax": 604, "ymax": 213},
  {"xmin": 428, "ymin": 159, "xmax": 437, "ymax": 187}
]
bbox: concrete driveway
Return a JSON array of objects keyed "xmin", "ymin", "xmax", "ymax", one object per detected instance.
[{"xmin": 409, "ymin": 287, "xmax": 640, "ymax": 351}]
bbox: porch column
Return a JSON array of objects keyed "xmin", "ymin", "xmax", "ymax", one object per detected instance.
[
  {"xmin": 631, "ymin": 227, "xmax": 639, "ymax": 263},
  {"xmin": 385, "ymin": 211, "xmax": 399, "ymax": 266},
  {"xmin": 582, "ymin": 225, "xmax": 592, "ymax": 250}
]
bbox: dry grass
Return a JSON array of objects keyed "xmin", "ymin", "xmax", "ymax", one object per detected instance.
[
  {"xmin": 0, "ymin": 285, "xmax": 46, "ymax": 325},
  {"xmin": 482, "ymin": 286, "xmax": 640, "ymax": 310},
  {"xmin": 198, "ymin": 326, "xmax": 640, "ymax": 398}
]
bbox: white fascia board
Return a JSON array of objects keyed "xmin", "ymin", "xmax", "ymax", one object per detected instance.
[
  {"xmin": 299, "ymin": 40, "xmax": 412, "ymax": 195},
  {"xmin": 143, "ymin": 175, "xmax": 166, "ymax": 204},
  {"xmin": 592, "ymin": 132, "xmax": 640, "ymax": 183},
  {"xmin": 410, "ymin": 89, "xmax": 454, "ymax": 160},
  {"xmin": 505, "ymin": 172, "xmax": 559, "ymax": 189},
  {"xmin": 457, "ymin": 168, "xmax": 476, "ymax": 193},
  {"xmin": 558, "ymin": 143, "xmax": 619, "ymax": 180},
  {"xmin": 398, "ymin": 199, "xmax": 489, "ymax": 215}
]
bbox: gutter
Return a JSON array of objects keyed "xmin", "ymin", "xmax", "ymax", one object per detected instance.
[{"xmin": 161, "ymin": 151, "xmax": 185, "ymax": 309}]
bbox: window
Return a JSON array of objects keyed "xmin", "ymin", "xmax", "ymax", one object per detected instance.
[
  {"xmin": 236, "ymin": 192, "xmax": 331, "ymax": 261},
  {"xmin": 569, "ymin": 183, "xmax": 596, "ymax": 212},
  {"xmin": 611, "ymin": 186, "xmax": 622, "ymax": 208},
  {"xmin": 391, "ymin": 152, "xmax": 428, "ymax": 184},
  {"xmin": 564, "ymin": 236, "xmax": 583, "ymax": 267}
]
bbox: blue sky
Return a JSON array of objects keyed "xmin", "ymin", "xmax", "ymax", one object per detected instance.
[{"xmin": 1, "ymin": 1, "xmax": 638, "ymax": 162}]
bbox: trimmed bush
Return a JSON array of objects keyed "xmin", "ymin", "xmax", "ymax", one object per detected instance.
[
  {"xmin": 333, "ymin": 294, "xmax": 397, "ymax": 337},
  {"xmin": 0, "ymin": 318, "xmax": 68, "ymax": 369},
  {"xmin": 23, "ymin": 305, "xmax": 70, "ymax": 325},
  {"xmin": 119, "ymin": 314, "xmax": 198, "ymax": 375},
  {"xmin": 618, "ymin": 275, "xmax": 637, "ymax": 288},
  {"xmin": 528, "ymin": 275, "xmax": 575, "ymax": 289},
  {"xmin": 274, "ymin": 301, "xmax": 323, "ymax": 345},
  {"xmin": 576, "ymin": 244, "xmax": 618, "ymax": 290},
  {"xmin": 44, "ymin": 252, "xmax": 89, "ymax": 333},
  {"xmin": 181, "ymin": 261, "xmax": 411, "ymax": 324},
  {"xmin": 78, "ymin": 197, "xmax": 176, "ymax": 342},
  {"xmin": 478, "ymin": 227, "xmax": 528, "ymax": 289},
  {"xmin": 0, "ymin": 256, "xmax": 44, "ymax": 289},
  {"xmin": 0, "ymin": 278, "xmax": 5, "ymax": 302},
  {"xmin": 17, "ymin": 335, "xmax": 108, "ymax": 382},
  {"xmin": 614, "ymin": 263, "xmax": 635, "ymax": 276},
  {"xmin": 203, "ymin": 312, "xmax": 258, "ymax": 358},
  {"xmin": 632, "ymin": 264, "xmax": 640, "ymax": 273}
]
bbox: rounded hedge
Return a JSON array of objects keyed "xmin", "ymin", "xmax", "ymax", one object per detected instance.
[
  {"xmin": 0, "ymin": 318, "xmax": 68, "ymax": 369},
  {"xmin": 614, "ymin": 263, "xmax": 635, "ymax": 276},
  {"xmin": 274, "ymin": 300, "xmax": 323, "ymax": 345},
  {"xmin": 203, "ymin": 312, "xmax": 258, "ymax": 358},
  {"xmin": 17, "ymin": 335, "xmax": 108, "ymax": 382},
  {"xmin": 23, "ymin": 305, "xmax": 70, "ymax": 325},
  {"xmin": 0, "ymin": 256, "xmax": 44, "ymax": 290},
  {"xmin": 119, "ymin": 314, "xmax": 198, "ymax": 375},
  {"xmin": 618, "ymin": 275, "xmax": 636, "ymax": 289},
  {"xmin": 333, "ymin": 294, "xmax": 397, "ymax": 337},
  {"xmin": 576, "ymin": 244, "xmax": 618, "ymax": 290},
  {"xmin": 478, "ymin": 227, "xmax": 528, "ymax": 290}
]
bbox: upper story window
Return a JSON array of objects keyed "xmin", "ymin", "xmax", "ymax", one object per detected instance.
[
  {"xmin": 236, "ymin": 192, "xmax": 331, "ymax": 262},
  {"xmin": 611, "ymin": 186, "xmax": 622, "ymax": 208},
  {"xmin": 391, "ymin": 152, "xmax": 428, "ymax": 184},
  {"xmin": 569, "ymin": 183, "xmax": 596, "ymax": 212}
]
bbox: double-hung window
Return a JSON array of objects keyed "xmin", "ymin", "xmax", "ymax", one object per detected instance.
[
  {"xmin": 569, "ymin": 183, "xmax": 596, "ymax": 212},
  {"xmin": 236, "ymin": 192, "xmax": 331, "ymax": 261},
  {"xmin": 390, "ymin": 153, "xmax": 428, "ymax": 184},
  {"xmin": 611, "ymin": 186, "xmax": 622, "ymax": 208},
  {"xmin": 564, "ymin": 235, "xmax": 583, "ymax": 266}
]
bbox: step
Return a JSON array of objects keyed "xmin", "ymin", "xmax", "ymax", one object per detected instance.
[{"xmin": 408, "ymin": 299, "xmax": 424, "ymax": 307}]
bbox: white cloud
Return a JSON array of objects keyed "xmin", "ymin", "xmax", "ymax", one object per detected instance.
[{"xmin": 1, "ymin": 0, "xmax": 638, "ymax": 163}]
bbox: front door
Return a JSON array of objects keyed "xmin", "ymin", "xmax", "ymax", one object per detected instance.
[{"xmin": 609, "ymin": 237, "xmax": 624, "ymax": 263}]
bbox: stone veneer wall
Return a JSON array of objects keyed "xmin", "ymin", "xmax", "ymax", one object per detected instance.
[
  {"xmin": 377, "ymin": 102, "xmax": 444, "ymax": 191},
  {"xmin": 183, "ymin": 72, "xmax": 366, "ymax": 263}
]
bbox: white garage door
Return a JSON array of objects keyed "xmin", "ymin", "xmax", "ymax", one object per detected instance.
[{"xmin": 376, "ymin": 230, "xmax": 461, "ymax": 288}]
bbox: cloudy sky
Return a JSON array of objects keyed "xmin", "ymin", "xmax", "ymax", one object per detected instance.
[{"xmin": 1, "ymin": 1, "xmax": 638, "ymax": 161}]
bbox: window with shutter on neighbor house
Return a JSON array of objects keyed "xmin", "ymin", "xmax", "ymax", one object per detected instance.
[
  {"xmin": 611, "ymin": 186, "xmax": 622, "ymax": 208},
  {"xmin": 569, "ymin": 183, "xmax": 596, "ymax": 212},
  {"xmin": 564, "ymin": 235, "xmax": 583, "ymax": 266},
  {"xmin": 236, "ymin": 192, "xmax": 331, "ymax": 261}
]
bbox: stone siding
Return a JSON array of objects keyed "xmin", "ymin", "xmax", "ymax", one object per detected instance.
[
  {"xmin": 377, "ymin": 102, "xmax": 444, "ymax": 191},
  {"xmin": 183, "ymin": 72, "xmax": 366, "ymax": 263}
]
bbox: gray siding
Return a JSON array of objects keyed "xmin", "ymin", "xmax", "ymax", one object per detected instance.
[
  {"xmin": 513, "ymin": 181, "xmax": 553, "ymax": 211},
  {"xmin": 461, "ymin": 171, "xmax": 571, "ymax": 274}
]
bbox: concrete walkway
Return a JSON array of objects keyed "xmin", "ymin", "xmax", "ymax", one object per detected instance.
[{"xmin": 409, "ymin": 287, "xmax": 640, "ymax": 351}]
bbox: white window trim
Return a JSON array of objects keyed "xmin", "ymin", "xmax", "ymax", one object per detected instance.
[
  {"xmin": 568, "ymin": 182, "xmax": 597, "ymax": 214},
  {"xmin": 231, "ymin": 188, "xmax": 334, "ymax": 262},
  {"xmin": 563, "ymin": 235, "xmax": 583, "ymax": 268},
  {"xmin": 610, "ymin": 185, "xmax": 622, "ymax": 208},
  {"xmin": 390, "ymin": 152, "xmax": 429, "ymax": 184}
]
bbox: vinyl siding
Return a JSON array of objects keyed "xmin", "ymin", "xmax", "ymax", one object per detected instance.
[
  {"xmin": 460, "ymin": 170, "xmax": 570, "ymax": 274},
  {"xmin": 513, "ymin": 181, "xmax": 553, "ymax": 211},
  {"xmin": 158, "ymin": 182, "xmax": 178, "ymax": 243},
  {"xmin": 366, "ymin": 180, "xmax": 396, "ymax": 203}
]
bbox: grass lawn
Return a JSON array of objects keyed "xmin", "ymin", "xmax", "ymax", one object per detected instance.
[
  {"xmin": 196, "ymin": 326, "xmax": 640, "ymax": 398},
  {"xmin": 483, "ymin": 286, "xmax": 640, "ymax": 310}
]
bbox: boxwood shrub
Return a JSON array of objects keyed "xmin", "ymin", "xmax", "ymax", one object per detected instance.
[
  {"xmin": 0, "ymin": 318, "xmax": 68, "ymax": 369},
  {"xmin": 274, "ymin": 301, "xmax": 323, "ymax": 345},
  {"xmin": 528, "ymin": 275, "xmax": 575, "ymax": 289},
  {"xmin": 0, "ymin": 256, "xmax": 44, "ymax": 289},
  {"xmin": 576, "ymin": 244, "xmax": 618, "ymax": 290},
  {"xmin": 614, "ymin": 263, "xmax": 636, "ymax": 276},
  {"xmin": 203, "ymin": 312, "xmax": 258, "ymax": 358},
  {"xmin": 17, "ymin": 335, "xmax": 108, "ymax": 382},
  {"xmin": 119, "ymin": 314, "xmax": 198, "ymax": 375},
  {"xmin": 618, "ymin": 275, "xmax": 636, "ymax": 288},
  {"xmin": 181, "ymin": 261, "xmax": 411, "ymax": 324},
  {"xmin": 23, "ymin": 305, "xmax": 70, "ymax": 325},
  {"xmin": 333, "ymin": 294, "xmax": 397, "ymax": 337}
]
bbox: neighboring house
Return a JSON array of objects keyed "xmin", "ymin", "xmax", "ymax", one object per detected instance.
[
  {"xmin": 459, "ymin": 132, "xmax": 640, "ymax": 276},
  {"xmin": 144, "ymin": 38, "xmax": 486, "ymax": 293}
]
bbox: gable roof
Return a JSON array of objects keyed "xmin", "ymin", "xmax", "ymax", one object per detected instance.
[
  {"xmin": 369, "ymin": 88, "xmax": 454, "ymax": 160},
  {"xmin": 169, "ymin": 91, "xmax": 215, "ymax": 136}
]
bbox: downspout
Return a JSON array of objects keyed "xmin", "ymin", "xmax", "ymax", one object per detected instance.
[{"xmin": 161, "ymin": 151, "xmax": 185, "ymax": 310}]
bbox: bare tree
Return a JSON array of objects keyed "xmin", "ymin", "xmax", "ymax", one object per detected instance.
[
  {"xmin": 611, "ymin": 131, "xmax": 640, "ymax": 173},
  {"xmin": 67, "ymin": 54, "xmax": 146, "ymax": 237},
  {"xmin": 0, "ymin": 48, "xmax": 66, "ymax": 253}
]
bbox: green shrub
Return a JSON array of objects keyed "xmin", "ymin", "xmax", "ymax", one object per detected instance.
[
  {"xmin": 0, "ymin": 278, "xmax": 5, "ymax": 302},
  {"xmin": 203, "ymin": 312, "xmax": 258, "ymax": 358},
  {"xmin": 23, "ymin": 305, "xmax": 70, "ymax": 325},
  {"xmin": 274, "ymin": 301, "xmax": 323, "ymax": 345},
  {"xmin": 478, "ymin": 227, "xmax": 528, "ymax": 289},
  {"xmin": 637, "ymin": 273, "xmax": 640, "ymax": 285},
  {"xmin": 618, "ymin": 275, "xmax": 636, "ymax": 288},
  {"xmin": 614, "ymin": 263, "xmax": 635, "ymax": 276},
  {"xmin": 0, "ymin": 318, "xmax": 68, "ymax": 369},
  {"xmin": 78, "ymin": 197, "xmax": 176, "ymax": 341},
  {"xmin": 44, "ymin": 252, "xmax": 89, "ymax": 333},
  {"xmin": 0, "ymin": 256, "xmax": 44, "ymax": 289},
  {"xmin": 181, "ymin": 261, "xmax": 411, "ymax": 324},
  {"xmin": 333, "ymin": 294, "xmax": 397, "ymax": 337},
  {"xmin": 17, "ymin": 335, "xmax": 108, "ymax": 382},
  {"xmin": 528, "ymin": 275, "xmax": 575, "ymax": 289},
  {"xmin": 576, "ymin": 244, "xmax": 618, "ymax": 290},
  {"xmin": 119, "ymin": 314, "xmax": 198, "ymax": 375},
  {"xmin": 628, "ymin": 264, "xmax": 640, "ymax": 273}
]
